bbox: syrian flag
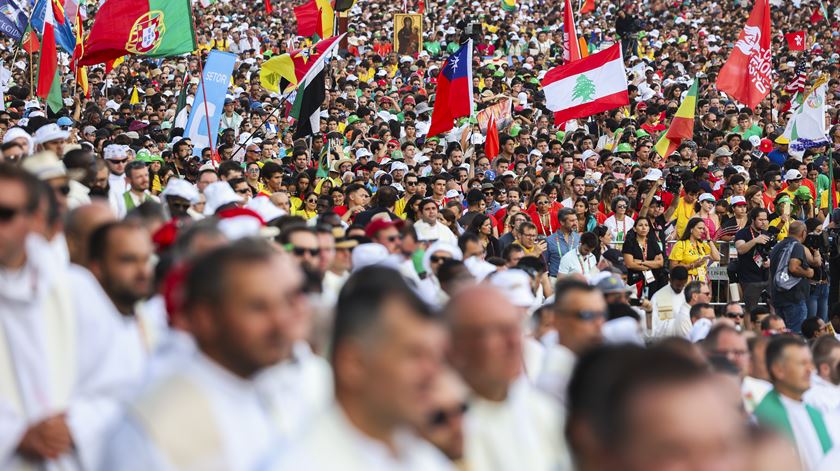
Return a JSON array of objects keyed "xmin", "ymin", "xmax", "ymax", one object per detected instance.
[
  {"xmin": 784, "ymin": 31, "xmax": 805, "ymax": 51},
  {"xmin": 291, "ymin": 40, "xmax": 339, "ymax": 139},
  {"xmin": 562, "ymin": 0, "xmax": 581, "ymax": 63},
  {"xmin": 36, "ymin": 0, "xmax": 58, "ymax": 103},
  {"xmin": 541, "ymin": 43, "xmax": 629, "ymax": 124}
]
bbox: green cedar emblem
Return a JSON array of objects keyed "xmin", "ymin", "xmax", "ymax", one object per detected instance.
[{"xmin": 572, "ymin": 74, "xmax": 596, "ymax": 103}]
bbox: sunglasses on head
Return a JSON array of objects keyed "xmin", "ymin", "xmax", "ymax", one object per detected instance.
[{"xmin": 428, "ymin": 403, "xmax": 468, "ymax": 427}]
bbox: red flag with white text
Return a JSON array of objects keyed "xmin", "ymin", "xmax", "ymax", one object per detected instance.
[
  {"xmin": 562, "ymin": 0, "xmax": 581, "ymax": 64},
  {"xmin": 715, "ymin": 0, "xmax": 772, "ymax": 109}
]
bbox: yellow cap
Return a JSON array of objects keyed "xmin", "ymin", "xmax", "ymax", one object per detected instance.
[{"xmin": 774, "ymin": 135, "xmax": 790, "ymax": 145}]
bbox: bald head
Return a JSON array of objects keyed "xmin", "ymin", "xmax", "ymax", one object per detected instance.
[
  {"xmin": 445, "ymin": 285, "xmax": 523, "ymax": 400},
  {"xmin": 64, "ymin": 201, "xmax": 116, "ymax": 265},
  {"xmin": 787, "ymin": 221, "xmax": 806, "ymax": 240}
]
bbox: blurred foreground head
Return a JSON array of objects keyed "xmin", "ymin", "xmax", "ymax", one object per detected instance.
[{"xmin": 567, "ymin": 345, "xmax": 749, "ymax": 471}]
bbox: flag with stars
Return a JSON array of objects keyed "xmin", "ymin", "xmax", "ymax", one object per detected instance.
[{"xmin": 428, "ymin": 39, "xmax": 474, "ymax": 137}]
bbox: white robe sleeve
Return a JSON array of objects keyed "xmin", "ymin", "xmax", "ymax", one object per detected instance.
[
  {"xmin": 99, "ymin": 414, "xmax": 172, "ymax": 471},
  {"xmin": 66, "ymin": 266, "xmax": 146, "ymax": 470}
]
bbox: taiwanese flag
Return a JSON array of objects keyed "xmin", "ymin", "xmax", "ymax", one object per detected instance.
[
  {"xmin": 79, "ymin": 0, "xmax": 196, "ymax": 66},
  {"xmin": 428, "ymin": 39, "xmax": 474, "ymax": 138},
  {"xmin": 784, "ymin": 31, "xmax": 805, "ymax": 51}
]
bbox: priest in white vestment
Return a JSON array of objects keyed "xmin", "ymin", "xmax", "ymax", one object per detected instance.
[
  {"xmin": 0, "ymin": 235, "xmax": 144, "ymax": 470},
  {"xmin": 447, "ymin": 286, "xmax": 573, "ymax": 471},
  {"xmin": 649, "ymin": 267, "xmax": 690, "ymax": 338},
  {"xmin": 101, "ymin": 241, "xmax": 307, "ymax": 470},
  {"xmin": 272, "ymin": 266, "xmax": 453, "ymax": 471}
]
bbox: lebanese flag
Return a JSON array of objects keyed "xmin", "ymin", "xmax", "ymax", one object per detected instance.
[
  {"xmin": 562, "ymin": 0, "xmax": 581, "ymax": 63},
  {"xmin": 715, "ymin": 0, "xmax": 771, "ymax": 109},
  {"xmin": 580, "ymin": 0, "xmax": 595, "ymax": 14},
  {"xmin": 37, "ymin": 0, "xmax": 58, "ymax": 100},
  {"xmin": 428, "ymin": 40, "xmax": 474, "ymax": 138},
  {"xmin": 784, "ymin": 31, "xmax": 805, "ymax": 51},
  {"xmin": 541, "ymin": 43, "xmax": 629, "ymax": 124},
  {"xmin": 485, "ymin": 113, "xmax": 500, "ymax": 160}
]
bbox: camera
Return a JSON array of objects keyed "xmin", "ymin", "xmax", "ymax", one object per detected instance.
[
  {"xmin": 665, "ymin": 166, "xmax": 690, "ymax": 194},
  {"xmin": 756, "ymin": 228, "xmax": 779, "ymax": 258}
]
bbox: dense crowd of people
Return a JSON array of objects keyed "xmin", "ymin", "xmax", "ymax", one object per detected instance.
[{"xmin": 2, "ymin": 0, "xmax": 840, "ymax": 469}]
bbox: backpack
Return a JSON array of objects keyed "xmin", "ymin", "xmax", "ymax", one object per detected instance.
[{"xmin": 773, "ymin": 240, "xmax": 800, "ymax": 292}]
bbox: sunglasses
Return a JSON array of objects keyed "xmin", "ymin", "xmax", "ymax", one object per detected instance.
[
  {"xmin": 108, "ymin": 159, "xmax": 128, "ymax": 165},
  {"xmin": 405, "ymin": 181, "xmax": 418, "ymax": 186},
  {"xmin": 429, "ymin": 255, "xmax": 452, "ymax": 263},
  {"xmin": 306, "ymin": 198, "xmax": 318, "ymax": 203},
  {"xmin": 53, "ymin": 184, "xmax": 71, "ymax": 196},
  {"xmin": 169, "ymin": 202, "xmax": 191, "ymax": 211},
  {"xmin": 290, "ymin": 246, "xmax": 320, "ymax": 257},
  {"xmin": 559, "ymin": 309, "xmax": 606, "ymax": 321},
  {"xmin": 0, "ymin": 205, "xmax": 23, "ymax": 222},
  {"xmin": 428, "ymin": 403, "xmax": 469, "ymax": 427},
  {"xmin": 725, "ymin": 312, "xmax": 745, "ymax": 318}
]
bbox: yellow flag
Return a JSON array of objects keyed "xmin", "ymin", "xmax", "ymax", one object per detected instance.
[{"xmin": 130, "ymin": 86, "xmax": 140, "ymax": 105}]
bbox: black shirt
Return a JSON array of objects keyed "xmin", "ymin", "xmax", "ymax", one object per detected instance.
[
  {"xmin": 769, "ymin": 238, "xmax": 810, "ymax": 305},
  {"xmin": 622, "ymin": 233, "xmax": 663, "ymax": 270},
  {"xmin": 734, "ymin": 226, "xmax": 768, "ymax": 283}
]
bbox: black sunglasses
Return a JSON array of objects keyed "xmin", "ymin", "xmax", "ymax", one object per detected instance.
[
  {"xmin": 429, "ymin": 255, "xmax": 452, "ymax": 263},
  {"xmin": 428, "ymin": 403, "xmax": 469, "ymax": 427},
  {"xmin": 291, "ymin": 246, "xmax": 320, "ymax": 257},
  {"xmin": 725, "ymin": 312, "xmax": 745, "ymax": 318},
  {"xmin": 0, "ymin": 205, "xmax": 22, "ymax": 222},
  {"xmin": 54, "ymin": 184, "xmax": 71, "ymax": 196},
  {"xmin": 558, "ymin": 309, "xmax": 606, "ymax": 321}
]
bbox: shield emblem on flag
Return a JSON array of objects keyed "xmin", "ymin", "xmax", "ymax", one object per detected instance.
[{"xmin": 126, "ymin": 11, "xmax": 166, "ymax": 54}]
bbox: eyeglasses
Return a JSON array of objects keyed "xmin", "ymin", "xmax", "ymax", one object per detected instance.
[
  {"xmin": 725, "ymin": 312, "xmax": 745, "ymax": 318},
  {"xmin": 559, "ymin": 309, "xmax": 607, "ymax": 321},
  {"xmin": 290, "ymin": 246, "xmax": 320, "ymax": 257},
  {"xmin": 615, "ymin": 205, "xmax": 627, "ymax": 210},
  {"xmin": 428, "ymin": 403, "xmax": 468, "ymax": 427},
  {"xmin": 0, "ymin": 205, "xmax": 23, "ymax": 222},
  {"xmin": 429, "ymin": 255, "xmax": 452, "ymax": 263},
  {"xmin": 536, "ymin": 200, "xmax": 550, "ymax": 205}
]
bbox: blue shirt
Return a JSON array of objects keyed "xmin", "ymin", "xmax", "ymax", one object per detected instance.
[
  {"xmin": 767, "ymin": 149, "xmax": 788, "ymax": 166},
  {"xmin": 544, "ymin": 230, "xmax": 580, "ymax": 277}
]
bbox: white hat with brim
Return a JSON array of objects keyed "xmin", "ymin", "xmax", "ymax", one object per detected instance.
[
  {"xmin": 246, "ymin": 195, "xmax": 287, "ymax": 222},
  {"xmin": 160, "ymin": 178, "xmax": 200, "ymax": 204},
  {"xmin": 203, "ymin": 181, "xmax": 244, "ymax": 215},
  {"xmin": 21, "ymin": 151, "xmax": 66, "ymax": 181},
  {"xmin": 32, "ymin": 123, "xmax": 69, "ymax": 145},
  {"xmin": 489, "ymin": 269, "xmax": 536, "ymax": 308}
]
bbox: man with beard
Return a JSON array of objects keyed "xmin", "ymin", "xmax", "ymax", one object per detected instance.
[{"xmin": 87, "ymin": 221, "xmax": 160, "ymax": 355}]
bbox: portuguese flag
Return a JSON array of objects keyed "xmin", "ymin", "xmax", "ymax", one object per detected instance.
[
  {"xmin": 78, "ymin": 0, "xmax": 196, "ymax": 66},
  {"xmin": 654, "ymin": 78, "xmax": 698, "ymax": 158}
]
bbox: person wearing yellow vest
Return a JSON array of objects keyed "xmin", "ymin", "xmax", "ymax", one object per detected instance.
[
  {"xmin": 667, "ymin": 179, "xmax": 702, "ymax": 240},
  {"xmin": 116, "ymin": 161, "xmax": 158, "ymax": 219}
]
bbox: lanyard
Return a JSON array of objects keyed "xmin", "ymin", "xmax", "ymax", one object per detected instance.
[
  {"xmin": 539, "ymin": 212, "xmax": 553, "ymax": 235},
  {"xmin": 577, "ymin": 253, "xmax": 591, "ymax": 273},
  {"xmin": 641, "ymin": 238, "xmax": 648, "ymax": 261}
]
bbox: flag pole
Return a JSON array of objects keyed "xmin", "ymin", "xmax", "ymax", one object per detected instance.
[
  {"xmin": 190, "ymin": 9, "xmax": 216, "ymax": 160},
  {"xmin": 230, "ymin": 85, "xmax": 296, "ymax": 156}
]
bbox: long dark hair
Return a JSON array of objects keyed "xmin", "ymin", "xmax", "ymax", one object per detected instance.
[
  {"xmin": 680, "ymin": 217, "xmax": 705, "ymax": 241},
  {"xmin": 467, "ymin": 213, "xmax": 493, "ymax": 237}
]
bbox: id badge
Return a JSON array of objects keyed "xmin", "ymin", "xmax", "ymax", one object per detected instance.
[
  {"xmin": 644, "ymin": 270, "xmax": 655, "ymax": 283},
  {"xmin": 753, "ymin": 252, "xmax": 763, "ymax": 267}
]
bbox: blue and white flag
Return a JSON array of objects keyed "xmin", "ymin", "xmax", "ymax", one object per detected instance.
[
  {"xmin": 0, "ymin": 0, "xmax": 27, "ymax": 42},
  {"xmin": 185, "ymin": 50, "xmax": 237, "ymax": 158},
  {"xmin": 30, "ymin": 0, "xmax": 75, "ymax": 54}
]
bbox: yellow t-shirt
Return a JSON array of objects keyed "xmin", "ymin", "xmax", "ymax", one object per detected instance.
[
  {"xmin": 818, "ymin": 191, "xmax": 840, "ymax": 210},
  {"xmin": 394, "ymin": 197, "xmax": 409, "ymax": 219},
  {"xmin": 672, "ymin": 198, "xmax": 696, "ymax": 240},
  {"xmin": 769, "ymin": 217, "xmax": 789, "ymax": 241},
  {"xmin": 669, "ymin": 240, "xmax": 711, "ymax": 282}
]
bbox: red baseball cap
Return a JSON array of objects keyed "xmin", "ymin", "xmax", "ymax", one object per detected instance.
[{"xmin": 365, "ymin": 218, "xmax": 405, "ymax": 238}]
